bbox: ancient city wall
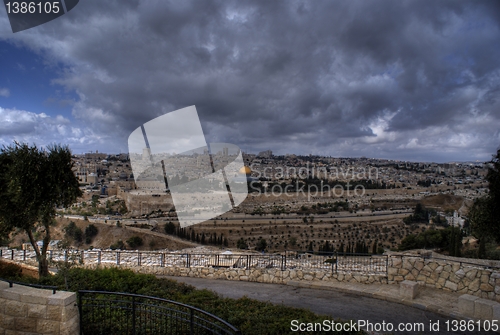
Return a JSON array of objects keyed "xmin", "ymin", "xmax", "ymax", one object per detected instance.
[{"xmin": 0, "ymin": 281, "xmax": 79, "ymax": 335}]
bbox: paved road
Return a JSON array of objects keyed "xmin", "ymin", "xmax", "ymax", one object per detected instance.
[{"xmin": 163, "ymin": 276, "xmax": 491, "ymax": 335}]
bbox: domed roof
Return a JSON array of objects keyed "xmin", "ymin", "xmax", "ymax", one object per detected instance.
[{"xmin": 239, "ymin": 166, "xmax": 251, "ymax": 174}]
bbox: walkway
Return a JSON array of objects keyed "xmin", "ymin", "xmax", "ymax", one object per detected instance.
[{"xmin": 161, "ymin": 276, "xmax": 492, "ymax": 335}]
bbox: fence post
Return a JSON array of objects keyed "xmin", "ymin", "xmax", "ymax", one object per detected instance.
[
  {"xmin": 117, "ymin": 251, "xmax": 120, "ymax": 266},
  {"xmin": 78, "ymin": 292, "xmax": 83, "ymax": 335},
  {"xmin": 386, "ymin": 255, "xmax": 389, "ymax": 276},
  {"xmin": 0, "ymin": 249, "xmax": 2, "ymax": 258},
  {"xmin": 138, "ymin": 252, "xmax": 141, "ymax": 266},
  {"xmin": 23, "ymin": 249, "xmax": 26, "ymax": 261},
  {"xmin": 98, "ymin": 251, "xmax": 101, "ymax": 265},
  {"xmin": 49, "ymin": 250, "xmax": 53, "ymax": 260},
  {"xmin": 64, "ymin": 250, "xmax": 68, "ymax": 262},
  {"xmin": 11, "ymin": 249, "xmax": 14, "ymax": 260},
  {"xmin": 81, "ymin": 250, "xmax": 85, "ymax": 264},
  {"xmin": 132, "ymin": 295, "xmax": 136, "ymax": 335},
  {"xmin": 246, "ymin": 255, "xmax": 249, "ymax": 269},
  {"xmin": 161, "ymin": 253, "xmax": 165, "ymax": 267},
  {"xmin": 190, "ymin": 308, "xmax": 194, "ymax": 335}
]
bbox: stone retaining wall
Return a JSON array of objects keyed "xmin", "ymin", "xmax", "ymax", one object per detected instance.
[
  {"xmin": 388, "ymin": 255, "xmax": 500, "ymax": 301},
  {"xmin": 0, "ymin": 282, "xmax": 79, "ymax": 335},
  {"xmin": 5, "ymin": 248, "xmax": 500, "ymax": 303},
  {"xmin": 84, "ymin": 263, "xmax": 389, "ymax": 285}
]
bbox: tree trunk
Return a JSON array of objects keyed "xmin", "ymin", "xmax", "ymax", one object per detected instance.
[{"xmin": 38, "ymin": 256, "xmax": 49, "ymax": 277}]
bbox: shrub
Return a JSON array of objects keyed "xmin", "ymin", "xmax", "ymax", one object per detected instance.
[
  {"xmin": 236, "ymin": 238, "xmax": 248, "ymax": 249},
  {"xmin": 64, "ymin": 221, "xmax": 83, "ymax": 242},
  {"xmin": 110, "ymin": 240, "xmax": 125, "ymax": 250},
  {"xmin": 126, "ymin": 236, "xmax": 143, "ymax": 248},
  {"xmin": 164, "ymin": 221, "xmax": 176, "ymax": 235},
  {"xmin": 33, "ymin": 267, "xmax": 364, "ymax": 335},
  {"xmin": 255, "ymin": 238, "xmax": 267, "ymax": 251},
  {"xmin": 0, "ymin": 260, "xmax": 22, "ymax": 279}
]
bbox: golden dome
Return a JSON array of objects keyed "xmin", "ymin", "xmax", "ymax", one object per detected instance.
[{"xmin": 239, "ymin": 166, "xmax": 251, "ymax": 174}]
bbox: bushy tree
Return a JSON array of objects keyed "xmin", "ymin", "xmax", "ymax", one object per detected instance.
[
  {"xmin": 469, "ymin": 148, "xmax": 500, "ymax": 245},
  {"xmin": 255, "ymin": 238, "xmax": 267, "ymax": 251},
  {"xmin": 110, "ymin": 240, "xmax": 125, "ymax": 250},
  {"xmin": 126, "ymin": 236, "xmax": 143, "ymax": 248},
  {"xmin": 236, "ymin": 238, "xmax": 248, "ymax": 249},
  {"xmin": 64, "ymin": 221, "xmax": 83, "ymax": 242},
  {"xmin": 164, "ymin": 221, "xmax": 176, "ymax": 235},
  {"xmin": 84, "ymin": 224, "xmax": 98, "ymax": 244},
  {"xmin": 0, "ymin": 143, "xmax": 81, "ymax": 276}
]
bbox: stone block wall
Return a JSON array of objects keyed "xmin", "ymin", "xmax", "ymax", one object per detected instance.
[
  {"xmin": 388, "ymin": 255, "xmax": 500, "ymax": 301},
  {"xmin": 0, "ymin": 281, "xmax": 79, "ymax": 335},
  {"xmin": 84, "ymin": 263, "xmax": 388, "ymax": 286}
]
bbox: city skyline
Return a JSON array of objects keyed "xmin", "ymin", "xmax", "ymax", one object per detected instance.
[{"xmin": 1, "ymin": 1, "xmax": 500, "ymax": 163}]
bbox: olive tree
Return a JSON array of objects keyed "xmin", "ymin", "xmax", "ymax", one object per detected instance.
[{"xmin": 0, "ymin": 142, "xmax": 81, "ymax": 276}]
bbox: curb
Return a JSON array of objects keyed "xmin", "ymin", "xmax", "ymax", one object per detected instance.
[{"xmin": 285, "ymin": 280, "xmax": 466, "ymax": 321}]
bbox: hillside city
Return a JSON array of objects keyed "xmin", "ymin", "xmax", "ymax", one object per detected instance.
[{"xmin": 43, "ymin": 149, "xmax": 490, "ymax": 255}]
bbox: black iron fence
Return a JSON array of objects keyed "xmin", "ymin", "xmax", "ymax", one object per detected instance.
[
  {"xmin": 285, "ymin": 251, "xmax": 388, "ymax": 274},
  {"xmin": 78, "ymin": 290, "xmax": 241, "ymax": 335},
  {"xmin": 0, "ymin": 277, "xmax": 58, "ymax": 294},
  {"xmin": 1, "ymin": 248, "xmax": 388, "ymax": 274}
]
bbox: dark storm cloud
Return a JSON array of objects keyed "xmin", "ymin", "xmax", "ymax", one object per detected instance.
[{"xmin": 1, "ymin": 0, "xmax": 499, "ymax": 161}]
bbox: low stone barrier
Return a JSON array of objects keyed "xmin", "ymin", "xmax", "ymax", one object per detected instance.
[
  {"xmin": 458, "ymin": 294, "xmax": 500, "ymax": 321},
  {"xmin": 4, "ymin": 248, "xmax": 500, "ymax": 303},
  {"xmin": 388, "ymin": 254, "xmax": 500, "ymax": 301},
  {"xmin": 0, "ymin": 281, "xmax": 79, "ymax": 335},
  {"xmin": 84, "ymin": 263, "xmax": 389, "ymax": 285}
]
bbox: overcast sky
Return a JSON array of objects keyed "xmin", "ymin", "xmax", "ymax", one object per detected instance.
[{"xmin": 1, "ymin": 0, "xmax": 499, "ymax": 162}]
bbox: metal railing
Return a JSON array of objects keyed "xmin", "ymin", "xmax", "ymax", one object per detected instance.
[
  {"xmin": 78, "ymin": 290, "xmax": 241, "ymax": 335},
  {"xmin": 285, "ymin": 251, "xmax": 388, "ymax": 274},
  {"xmin": 1, "ymin": 248, "xmax": 389, "ymax": 274},
  {"xmin": 0, "ymin": 277, "xmax": 58, "ymax": 294}
]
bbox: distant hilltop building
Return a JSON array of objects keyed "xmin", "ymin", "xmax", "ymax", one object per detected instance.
[
  {"xmin": 258, "ymin": 150, "xmax": 272, "ymax": 158},
  {"xmin": 85, "ymin": 150, "xmax": 107, "ymax": 160},
  {"xmin": 447, "ymin": 210, "xmax": 465, "ymax": 228}
]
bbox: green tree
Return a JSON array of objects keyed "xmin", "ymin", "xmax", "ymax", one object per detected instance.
[
  {"xmin": 469, "ymin": 196, "xmax": 492, "ymax": 241},
  {"xmin": 126, "ymin": 236, "xmax": 143, "ymax": 248},
  {"xmin": 64, "ymin": 221, "xmax": 83, "ymax": 242},
  {"xmin": 84, "ymin": 224, "xmax": 98, "ymax": 244},
  {"xmin": 0, "ymin": 143, "xmax": 81, "ymax": 277},
  {"xmin": 164, "ymin": 221, "xmax": 176, "ymax": 235},
  {"xmin": 467, "ymin": 148, "xmax": 500, "ymax": 245},
  {"xmin": 255, "ymin": 238, "xmax": 267, "ymax": 251},
  {"xmin": 110, "ymin": 240, "xmax": 125, "ymax": 250},
  {"xmin": 236, "ymin": 238, "xmax": 248, "ymax": 249}
]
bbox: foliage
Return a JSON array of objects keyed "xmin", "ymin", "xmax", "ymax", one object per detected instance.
[
  {"xmin": 236, "ymin": 238, "xmax": 248, "ymax": 249},
  {"xmin": 255, "ymin": 238, "xmax": 267, "ymax": 251},
  {"xmin": 110, "ymin": 240, "xmax": 125, "ymax": 250},
  {"xmin": 31, "ymin": 267, "xmax": 364, "ymax": 335},
  {"xmin": 64, "ymin": 221, "xmax": 83, "ymax": 242},
  {"xmin": 84, "ymin": 224, "xmax": 98, "ymax": 244},
  {"xmin": 126, "ymin": 236, "xmax": 143, "ymax": 248},
  {"xmin": 0, "ymin": 142, "xmax": 82, "ymax": 277},
  {"xmin": 468, "ymin": 148, "xmax": 500, "ymax": 244},
  {"xmin": 398, "ymin": 227, "xmax": 462, "ymax": 254},
  {"xmin": 0, "ymin": 260, "xmax": 22, "ymax": 279},
  {"xmin": 403, "ymin": 203, "xmax": 435, "ymax": 224},
  {"xmin": 164, "ymin": 221, "xmax": 176, "ymax": 235}
]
